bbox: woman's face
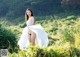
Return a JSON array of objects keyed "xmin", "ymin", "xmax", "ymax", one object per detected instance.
[{"xmin": 26, "ymin": 10, "xmax": 31, "ymax": 16}]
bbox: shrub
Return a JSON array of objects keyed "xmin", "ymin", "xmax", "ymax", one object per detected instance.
[{"xmin": 0, "ymin": 22, "xmax": 18, "ymax": 53}]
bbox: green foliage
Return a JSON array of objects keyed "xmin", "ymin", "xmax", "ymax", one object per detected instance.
[
  {"xmin": 62, "ymin": 29, "xmax": 75, "ymax": 44},
  {"xmin": 0, "ymin": 0, "xmax": 80, "ymax": 19},
  {"xmin": 18, "ymin": 22, "xmax": 27, "ymax": 28},
  {"xmin": 8, "ymin": 44, "xmax": 80, "ymax": 57},
  {"xmin": 0, "ymin": 22, "xmax": 18, "ymax": 53},
  {"xmin": 66, "ymin": 15, "xmax": 76, "ymax": 20}
]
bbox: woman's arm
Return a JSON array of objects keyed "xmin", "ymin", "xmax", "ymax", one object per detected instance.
[{"xmin": 31, "ymin": 17, "xmax": 35, "ymax": 25}]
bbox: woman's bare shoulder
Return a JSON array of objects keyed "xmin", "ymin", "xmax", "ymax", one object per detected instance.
[{"xmin": 31, "ymin": 16, "xmax": 35, "ymax": 21}]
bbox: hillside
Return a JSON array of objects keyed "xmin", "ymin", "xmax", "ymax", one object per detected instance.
[{"xmin": 0, "ymin": 12, "xmax": 80, "ymax": 57}]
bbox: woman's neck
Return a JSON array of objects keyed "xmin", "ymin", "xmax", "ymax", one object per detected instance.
[{"xmin": 29, "ymin": 16, "xmax": 32, "ymax": 18}]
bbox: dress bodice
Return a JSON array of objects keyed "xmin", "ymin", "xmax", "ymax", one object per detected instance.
[{"xmin": 26, "ymin": 17, "xmax": 34, "ymax": 26}]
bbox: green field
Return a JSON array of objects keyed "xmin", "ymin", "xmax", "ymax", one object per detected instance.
[{"xmin": 0, "ymin": 12, "xmax": 80, "ymax": 57}]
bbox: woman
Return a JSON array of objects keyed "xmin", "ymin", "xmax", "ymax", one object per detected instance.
[{"xmin": 18, "ymin": 8, "xmax": 49, "ymax": 50}]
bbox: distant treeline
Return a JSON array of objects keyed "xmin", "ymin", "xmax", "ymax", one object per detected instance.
[{"xmin": 0, "ymin": 0, "xmax": 80, "ymax": 18}]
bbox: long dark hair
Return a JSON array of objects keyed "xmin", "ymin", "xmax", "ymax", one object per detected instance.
[{"xmin": 25, "ymin": 8, "xmax": 33, "ymax": 21}]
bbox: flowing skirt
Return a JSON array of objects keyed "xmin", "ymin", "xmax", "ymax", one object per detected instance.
[{"xmin": 18, "ymin": 24, "xmax": 49, "ymax": 50}]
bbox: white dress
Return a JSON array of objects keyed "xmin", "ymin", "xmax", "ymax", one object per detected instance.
[{"xmin": 18, "ymin": 17, "xmax": 49, "ymax": 50}]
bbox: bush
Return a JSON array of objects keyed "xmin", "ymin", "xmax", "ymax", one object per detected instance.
[
  {"xmin": 8, "ymin": 44, "xmax": 80, "ymax": 57},
  {"xmin": 0, "ymin": 22, "xmax": 18, "ymax": 53}
]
